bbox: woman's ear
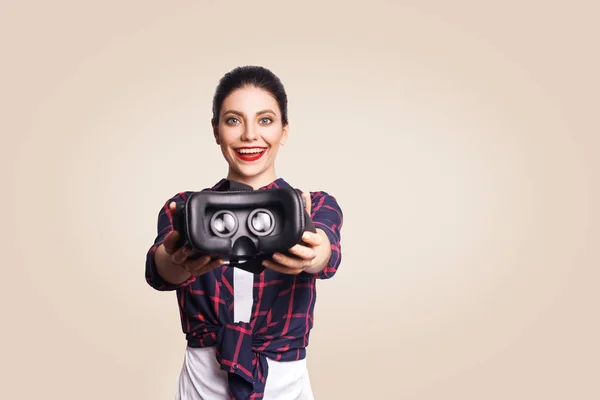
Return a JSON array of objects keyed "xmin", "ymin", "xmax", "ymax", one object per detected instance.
[{"xmin": 280, "ymin": 123, "xmax": 289, "ymax": 146}]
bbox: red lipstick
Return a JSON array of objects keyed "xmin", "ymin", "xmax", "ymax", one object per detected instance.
[{"xmin": 234, "ymin": 147, "xmax": 267, "ymax": 162}]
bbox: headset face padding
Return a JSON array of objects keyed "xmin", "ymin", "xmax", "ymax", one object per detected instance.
[{"xmin": 172, "ymin": 187, "xmax": 316, "ymax": 273}]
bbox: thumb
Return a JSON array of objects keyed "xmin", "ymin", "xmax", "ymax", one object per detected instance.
[{"xmin": 163, "ymin": 230, "xmax": 180, "ymax": 254}]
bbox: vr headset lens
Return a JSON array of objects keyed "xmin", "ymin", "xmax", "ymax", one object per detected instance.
[
  {"xmin": 210, "ymin": 210, "xmax": 237, "ymax": 237},
  {"xmin": 248, "ymin": 209, "xmax": 275, "ymax": 236}
]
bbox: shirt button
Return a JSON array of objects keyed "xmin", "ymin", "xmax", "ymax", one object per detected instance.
[{"xmin": 233, "ymin": 364, "xmax": 238, "ymax": 370}]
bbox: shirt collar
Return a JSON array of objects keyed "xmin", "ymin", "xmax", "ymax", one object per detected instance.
[{"xmin": 211, "ymin": 177, "xmax": 291, "ymax": 192}]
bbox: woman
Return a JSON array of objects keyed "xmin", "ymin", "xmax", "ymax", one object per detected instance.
[{"xmin": 145, "ymin": 66, "xmax": 343, "ymax": 400}]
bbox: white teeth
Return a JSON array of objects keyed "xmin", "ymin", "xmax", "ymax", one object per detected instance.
[{"xmin": 237, "ymin": 148, "xmax": 265, "ymax": 154}]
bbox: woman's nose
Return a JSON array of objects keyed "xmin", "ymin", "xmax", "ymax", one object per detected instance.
[{"xmin": 241, "ymin": 124, "xmax": 258, "ymax": 140}]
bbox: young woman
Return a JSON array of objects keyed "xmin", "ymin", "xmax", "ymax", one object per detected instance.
[{"xmin": 145, "ymin": 66, "xmax": 343, "ymax": 400}]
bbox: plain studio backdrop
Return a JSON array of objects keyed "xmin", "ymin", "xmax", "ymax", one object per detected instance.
[{"xmin": 1, "ymin": 1, "xmax": 598, "ymax": 399}]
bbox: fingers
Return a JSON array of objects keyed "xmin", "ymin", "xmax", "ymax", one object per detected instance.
[
  {"xmin": 260, "ymin": 230, "xmax": 320, "ymax": 275},
  {"xmin": 167, "ymin": 252, "xmax": 223, "ymax": 277},
  {"xmin": 286, "ymin": 243, "xmax": 317, "ymax": 261},
  {"xmin": 163, "ymin": 230, "xmax": 181, "ymax": 254},
  {"xmin": 185, "ymin": 255, "xmax": 211, "ymax": 269},
  {"xmin": 274, "ymin": 251, "xmax": 307, "ymax": 268},
  {"xmin": 300, "ymin": 231, "xmax": 322, "ymax": 247},
  {"xmin": 171, "ymin": 244, "xmax": 192, "ymax": 265},
  {"xmin": 189, "ymin": 257, "xmax": 224, "ymax": 276},
  {"xmin": 262, "ymin": 259, "xmax": 306, "ymax": 275},
  {"xmin": 262, "ymin": 248, "xmax": 314, "ymax": 275},
  {"xmin": 164, "ymin": 202, "xmax": 182, "ymax": 254}
]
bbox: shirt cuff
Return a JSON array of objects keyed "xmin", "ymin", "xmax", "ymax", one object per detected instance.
[{"xmin": 310, "ymin": 221, "xmax": 342, "ymax": 280}]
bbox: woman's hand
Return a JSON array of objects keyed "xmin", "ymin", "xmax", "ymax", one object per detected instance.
[
  {"xmin": 261, "ymin": 231, "xmax": 324, "ymax": 275},
  {"xmin": 262, "ymin": 191, "xmax": 331, "ymax": 275},
  {"xmin": 154, "ymin": 202, "xmax": 224, "ymax": 283},
  {"xmin": 163, "ymin": 230, "xmax": 224, "ymax": 276}
]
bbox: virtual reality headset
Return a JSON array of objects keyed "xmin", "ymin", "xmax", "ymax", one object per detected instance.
[{"xmin": 172, "ymin": 187, "xmax": 316, "ymax": 273}]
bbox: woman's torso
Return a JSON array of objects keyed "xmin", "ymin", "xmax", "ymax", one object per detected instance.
[{"xmin": 176, "ymin": 267, "xmax": 315, "ymax": 400}]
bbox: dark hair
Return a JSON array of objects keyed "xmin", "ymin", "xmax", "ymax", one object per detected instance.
[{"xmin": 212, "ymin": 65, "xmax": 288, "ymax": 126}]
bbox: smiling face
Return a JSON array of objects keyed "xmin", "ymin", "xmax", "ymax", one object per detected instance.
[{"xmin": 213, "ymin": 85, "xmax": 289, "ymax": 188}]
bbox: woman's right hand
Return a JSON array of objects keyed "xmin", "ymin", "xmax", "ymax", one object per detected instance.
[
  {"xmin": 162, "ymin": 229, "xmax": 224, "ymax": 277},
  {"xmin": 155, "ymin": 202, "xmax": 224, "ymax": 282}
]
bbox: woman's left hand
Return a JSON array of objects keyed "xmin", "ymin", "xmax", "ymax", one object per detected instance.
[
  {"xmin": 262, "ymin": 190, "xmax": 329, "ymax": 275},
  {"xmin": 262, "ymin": 231, "xmax": 323, "ymax": 275}
]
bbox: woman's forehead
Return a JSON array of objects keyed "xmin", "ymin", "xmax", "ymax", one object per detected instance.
[{"xmin": 222, "ymin": 86, "xmax": 280, "ymax": 111}]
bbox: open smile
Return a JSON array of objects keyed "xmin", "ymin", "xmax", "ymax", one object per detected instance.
[{"xmin": 234, "ymin": 147, "xmax": 267, "ymax": 162}]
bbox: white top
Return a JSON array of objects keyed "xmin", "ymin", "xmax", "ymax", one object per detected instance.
[{"xmin": 176, "ymin": 268, "xmax": 315, "ymax": 400}]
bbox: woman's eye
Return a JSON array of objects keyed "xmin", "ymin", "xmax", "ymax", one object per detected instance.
[
  {"xmin": 226, "ymin": 117, "xmax": 240, "ymax": 125},
  {"xmin": 260, "ymin": 117, "xmax": 272, "ymax": 125}
]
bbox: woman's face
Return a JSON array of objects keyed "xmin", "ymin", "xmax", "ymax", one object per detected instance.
[{"xmin": 213, "ymin": 85, "xmax": 288, "ymax": 186}]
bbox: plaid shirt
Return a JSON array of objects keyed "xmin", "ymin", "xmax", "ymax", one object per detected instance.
[{"xmin": 145, "ymin": 177, "xmax": 343, "ymax": 399}]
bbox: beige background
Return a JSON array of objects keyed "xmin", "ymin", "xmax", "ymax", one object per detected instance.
[{"xmin": 1, "ymin": 1, "xmax": 598, "ymax": 399}]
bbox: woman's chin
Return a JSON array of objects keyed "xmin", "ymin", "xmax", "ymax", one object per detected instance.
[{"xmin": 230, "ymin": 164, "xmax": 275, "ymax": 181}]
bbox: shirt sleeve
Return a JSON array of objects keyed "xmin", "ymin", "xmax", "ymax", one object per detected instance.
[
  {"xmin": 145, "ymin": 192, "xmax": 196, "ymax": 291},
  {"xmin": 308, "ymin": 191, "xmax": 343, "ymax": 279}
]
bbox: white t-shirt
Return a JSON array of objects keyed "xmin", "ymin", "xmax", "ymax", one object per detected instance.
[{"xmin": 176, "ymin": 268, "xmax": 315, "ymax": 400}]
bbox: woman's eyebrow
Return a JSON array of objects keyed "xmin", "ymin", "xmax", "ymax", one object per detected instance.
[
  {"xmin": 222, "ymin": 109, "xmax": 243, "ymax": 117},
  {"xmin": 222, "ymin": 109, "xmax": 277, "ymax": 117}
]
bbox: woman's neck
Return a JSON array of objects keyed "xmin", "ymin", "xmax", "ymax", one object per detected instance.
[{"xmin": 226, "ymin": 169, "xmax": 278, "ymax": 190}]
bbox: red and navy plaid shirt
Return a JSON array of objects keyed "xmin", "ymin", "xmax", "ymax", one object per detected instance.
[{"xmin": 145, "ymin": 177, "xmax": 343, "ymax": 400}]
